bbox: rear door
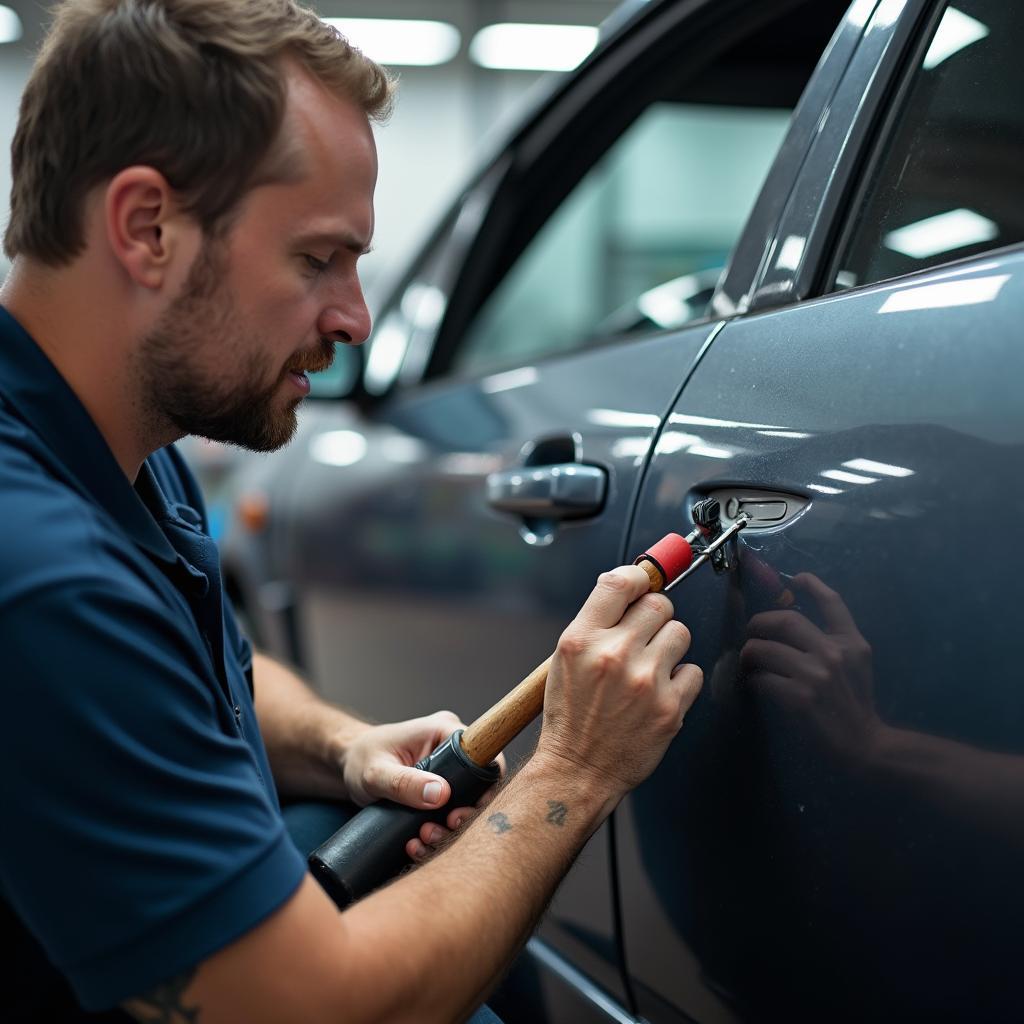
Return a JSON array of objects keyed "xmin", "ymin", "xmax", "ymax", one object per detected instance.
[
  {"xmin": 284, "ymin": 0, "xmax": 852, "ymax": 1014},
  {"xmin": 616, "ymin": 1, "xmax": 1024, "ymax": 1020}
]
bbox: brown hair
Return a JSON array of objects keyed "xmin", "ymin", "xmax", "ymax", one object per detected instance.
[{"xmin": 4, "ymin": 0, "xmax": 394, "ymax": 265}]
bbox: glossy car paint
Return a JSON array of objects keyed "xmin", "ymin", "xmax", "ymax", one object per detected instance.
[
  {"xmin": 618, "ymin": 251, "xmax": 1024, "ymax": 1021},
  {"xmin": 210, "ymin": 0, "xmax": 1024, "ymax": 1019}
]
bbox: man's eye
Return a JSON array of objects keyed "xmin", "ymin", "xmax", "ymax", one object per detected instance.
[{"xmin": 304, "ymin": 254, "xmax": 330, "ymax": 274}]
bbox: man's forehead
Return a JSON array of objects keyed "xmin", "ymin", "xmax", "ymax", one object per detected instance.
[{"xmin": 282, "ymin": 62, "xmax": 377, "ymax": 174}]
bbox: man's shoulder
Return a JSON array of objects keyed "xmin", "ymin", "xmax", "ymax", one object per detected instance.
[{"xmin": 0, "ymin": 404, "xmax": 146, "ymax": 603}]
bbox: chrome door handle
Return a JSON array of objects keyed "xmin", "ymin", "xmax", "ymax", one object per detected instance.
[{"xmin": 486, "ymin": 463, "xmax": 607, "ymax": 519}]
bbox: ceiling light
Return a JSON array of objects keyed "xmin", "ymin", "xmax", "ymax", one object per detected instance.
[
  {"xmin": 0, "ymin": 6, "xmax": 22, "ymax": 44},
  {"xmin": 821, "ymin": 469, "xmax": 878, "ymax": 485},
  {"xmin": 884, "ymin": 208, "xmax": 997, "ymax": 259},
  {"xmin": 923, "ymin": 7, "xmax": 988, "ymax": 70},
  {"xmin": 469, "ymin": 23, "xmax": 599, "ymax": 72},
  {"xmin": 879, "ymin": 274, "xmax": 1010, "ymax": 313},
  {"xmin": 309, "ymin": 430, "xmax": 368, "ymax": 468},
  {"xmin": 843, "ymin": 458, "xmax": 914, "ymax": 478},
  {"xmin": 324, "ymin": 18, "xmax": 460, "ymax": 67}
]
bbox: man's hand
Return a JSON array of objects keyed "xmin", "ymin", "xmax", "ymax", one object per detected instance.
[
  {"xmin": 537, "ymin": 565, "xmax": 703, "ymax": 801},
  {"xmin": 740, "ymin": 572, "xmax": 879, "ymax": 763},
  {"xmin": 341, "ymin": 711, "xmax": 507, "ymax": 861}
]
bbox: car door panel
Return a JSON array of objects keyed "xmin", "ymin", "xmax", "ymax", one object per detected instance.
[{"xmin": 618, "ymin": 252, "xmax": 1024, "ymax": 1021}]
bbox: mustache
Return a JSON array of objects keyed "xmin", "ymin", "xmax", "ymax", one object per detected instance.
[{"xmin": 284, "ymin": 338, "xmax": 335, "ymax": 376}]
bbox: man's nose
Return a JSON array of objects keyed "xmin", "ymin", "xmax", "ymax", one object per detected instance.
[{"xmin": 317, "ymin": 286, "xmax": 372, "ymax": 345}]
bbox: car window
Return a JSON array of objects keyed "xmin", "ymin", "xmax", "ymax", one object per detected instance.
[
  {"xmin": 830, "ymin": 0, "xmax": 1024, "ymax": 291},
  {"xmin": 452, "ymin": 102, "xmax": 791, "ymax": 378}
]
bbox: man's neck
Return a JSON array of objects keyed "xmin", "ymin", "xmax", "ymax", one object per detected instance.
[{"xmin": 0, "ymin": 259, "xmax": 177, "ymax": 481}]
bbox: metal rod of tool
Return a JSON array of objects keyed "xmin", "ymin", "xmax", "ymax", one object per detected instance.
[{"xmin": 664, "ymin": 515, "xmax": 749, "ymax": 592}]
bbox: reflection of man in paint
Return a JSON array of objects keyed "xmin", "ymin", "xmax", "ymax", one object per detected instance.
[{"xmin": 740, "ymin": 572, "xmax": 1024, "ymax": 848}]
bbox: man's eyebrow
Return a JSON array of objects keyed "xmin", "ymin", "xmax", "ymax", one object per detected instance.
[{"xmin": 295, "ymin": 231, "xmax": 373, "ymax": 256}]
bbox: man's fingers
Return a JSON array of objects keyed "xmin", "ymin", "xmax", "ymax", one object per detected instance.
[
  {"xmin": 446, "ymin": 806, "xmax": 479, "ymax": 831},
  {"xmin": 669, "ymin": 661, "xmax": 703, "ymax": 714},
  {"xmin": 792, "ymin": 573, "xmax": 858, "ymax": 635},
  {"xmin": 365, "ymin": 762, "xmax": 451, "ymax": 809},
  {"xmin": 618, "ymin": 592, "xmax": 677, "ymax": 647},
  {"xmin": 645, "ymin": 617, "xmax": 692, "ymax": 668},
  {"xmin": 740, "ymin": 637, "xmax": 804, "ymax": 679},
  {"xmin": 574, "ymin": 565, "xmax": 653, "ymax": 630},
  {"xmin": 746, "ymin": 610, "xmax": 822, "ymax": 654},
  {"xmin": 744, "ymin": 670, "xmax": 813, "ymax": 710}
]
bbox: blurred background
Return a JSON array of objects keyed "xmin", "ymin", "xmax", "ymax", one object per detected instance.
[{"xmin": 0, "ymin": 0, "xmax": 620, "ymax": 298}]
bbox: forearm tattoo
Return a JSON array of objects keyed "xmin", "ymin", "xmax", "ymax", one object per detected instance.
[
  {"xmin": 487, "ymin": 811, "xmax": 513, "ymax": 833},
  {"xmin": 124, "ymin": 969, "xmax": 200, "ymax": 1023},
  {"xmin": 546, "ymin": 800, "xmax": 568, "ymax": 826}
]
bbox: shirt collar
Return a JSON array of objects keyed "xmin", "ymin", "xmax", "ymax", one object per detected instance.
[{"xmin": 0, "ymin": 305, "xmax": 178, "ymax": 565}]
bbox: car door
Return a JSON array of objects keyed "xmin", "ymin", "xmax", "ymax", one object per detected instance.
[
  {"xmin": 280, "ymin": 0, "xmax": 854, "ymax": 1016},
  {"xmin": 616, "ymin": 1, "xmax": 1024, "ymax": 1020}
]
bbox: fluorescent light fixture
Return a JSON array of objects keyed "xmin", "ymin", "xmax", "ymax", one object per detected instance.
[
  {"xmin": 923, "ymin": 7, "xmax": 989, "ymax": 70},
  {"xmin": 470, "ymin": 23, "xmax": 598, "ymax": 72},
  {"xmin": 688, "ymin": 444, "xmax": 733, "ymax": 460},
  {"xmin": 873, "ymin": 0, "xmax": 909, "ymax": 30},
  {"xmin": 879, "ymin": 274, "xmax": 1010, "ymax": 314},
  {"xmin": 365, "ymin": 315, "xmax": 410, "ymax": 395},
  {"xmin": 401, "ymin": 284, "xmax": 446, "ymax": 330},
  {"xmin": 310, "ymin": 430, "xmax": 368, "ymax": 467},
  {"xmin": 775, "ymin": 235, "xmax": 806, "ymax": 272},
  {"xmin": 758, "ymin": 430, "xmax": 812, "ymax": 439},
  {"xmin": 655, "ymin": 432, "xmax": 703, "ymax": 455},
  {"xmin": 670, "ymin": 413, "xmax": 785, "ymax": 431},
  {"xmin": 847, "ymin": 0, "xmax": 877, "ymax": 28},
  {"xmin": 588, "ymin": 409, "xmax": 661, "ymax": 429},
  {"xmin": 480, "ymin": 366, "xmax": 538, "ymax": 394},
  {"xmin": 808, "ymin": 483, "xmax": 844, "ymax": 495},
  {"xmin": 821, "ymin": 469, "xmax": 878, "ymax": 485},
  {"xmin": 0, "ymin": 6, "xmax": 21, "ymax": 43},
  {"xmin": 884, "ymin": 208, "xmax": 998, "ymax": 259},
  {"xmin": 843, "ymin": 458, "xmax": 914, "ymax": 478},
  {"xmin": 324, "ymin": 18, "xmax": 460, "ymax": 66}
]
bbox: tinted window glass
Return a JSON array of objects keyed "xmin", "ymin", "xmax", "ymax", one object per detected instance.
[
  {"xmin": 832, "ymin": 0, "xmax": 1024, "ymax": 290},
  {"xmin": 452, "ymin": 103, "xmax": 791, "ymax": 378}
]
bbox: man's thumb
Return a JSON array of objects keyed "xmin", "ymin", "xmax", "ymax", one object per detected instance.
[{"xmin": 381, "ymin": 765, "xmax": 450, "ymax": 809}]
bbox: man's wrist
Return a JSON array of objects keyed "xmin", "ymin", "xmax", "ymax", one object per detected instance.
[
  {"xmin": 519, "ymin": 747, "xmax": 623, "ymax": 827},
  {"xmin": 321, "ymin": 708, "xmax": 374, "ymax": 772}
]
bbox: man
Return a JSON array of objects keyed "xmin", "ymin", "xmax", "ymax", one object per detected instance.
[{"xmin": 0, "ymin": 2, "xmax": 703, "ymax": 1021}]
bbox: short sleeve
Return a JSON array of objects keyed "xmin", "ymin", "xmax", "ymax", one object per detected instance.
[{"xmin": 0, "ymin": 572, "xmax": 306, "ymax": 1010}]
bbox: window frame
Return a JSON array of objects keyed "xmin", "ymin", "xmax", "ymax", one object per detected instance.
[
  {"xmin": 820, "ymin": 0, "xmax": 1024, "ymax": 296},
  {"xmin": 420, "ymin": 0, "xmax": 851, "ymax": 383},
  {"xmin": 743, "ymin": 0, "xmax": 936, "ymax": 313}
]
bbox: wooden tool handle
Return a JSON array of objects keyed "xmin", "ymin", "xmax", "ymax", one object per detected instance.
[{"xmin": 459, "ymin": 559, "xmax": 664, "ymax": 766}]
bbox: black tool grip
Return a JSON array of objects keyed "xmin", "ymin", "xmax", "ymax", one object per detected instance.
[{"xmin": 308, "ymin": 729, "xmax": 500, "ymax": 908}]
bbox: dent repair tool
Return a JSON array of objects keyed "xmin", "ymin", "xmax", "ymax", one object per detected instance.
[{"xmin": 309, "ymin": 503, "xmax": 749, "ymax": 908}]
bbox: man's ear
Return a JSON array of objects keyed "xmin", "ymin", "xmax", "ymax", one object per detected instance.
[{"xmin": 104, "ymin": 166, "xmax": 189, "ymax": 290}]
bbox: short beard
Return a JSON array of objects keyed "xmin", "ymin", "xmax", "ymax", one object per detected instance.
[{"xmin": 137, "ymin": 238, "xmax": 306, "ymax": 453}]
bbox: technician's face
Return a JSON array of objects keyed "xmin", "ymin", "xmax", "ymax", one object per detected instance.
[{"xmin": 140, "ymin": 66, "xmax": 377, "ymax": 451}]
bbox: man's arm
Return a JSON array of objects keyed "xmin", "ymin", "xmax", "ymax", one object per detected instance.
[
  {"xmin": 124, "ymin": 567, "xmax": 702, "ymax": 1024},
  {"xmin": 252, "ymin": 651, "xmax": 372, "ymax": 800},
  {"xmin": 253, "ymin": 652, "xmax": 477, "ymax": 812}
]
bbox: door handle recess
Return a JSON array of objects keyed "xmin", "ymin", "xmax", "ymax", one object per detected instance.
[{"xmin": 486, "ymin": 463, "xmax": 607, "ymax": 519}]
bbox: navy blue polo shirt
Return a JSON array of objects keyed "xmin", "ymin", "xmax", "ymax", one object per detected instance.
[{"xmin": 0, "ymin": 307, "xmax": 307, "ymax": 1017}]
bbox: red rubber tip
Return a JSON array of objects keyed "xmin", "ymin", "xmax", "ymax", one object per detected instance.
[{"xmin": 635, "ymin": 533, "xmax": 693, "ymax": 585}]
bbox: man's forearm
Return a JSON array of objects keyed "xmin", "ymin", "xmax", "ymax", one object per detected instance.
[
  {"xmin": 341, "ymin": 751, "xmax": 618, "ymax": 1024},
  {"xmin": 252, "ymin": 652, "xmax": 371, "ymax": 800}
]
